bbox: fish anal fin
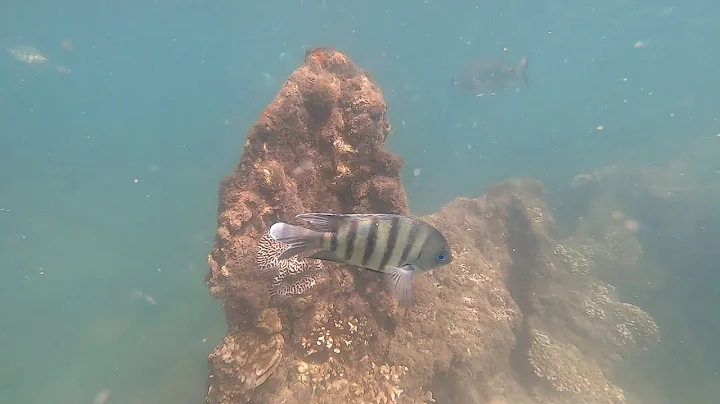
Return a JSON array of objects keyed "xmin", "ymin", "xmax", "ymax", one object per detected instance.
[
  {"xmin": 277, "ymin": 246, "xmax": 310, "ymax": 261},
  {"xmin": 309, "ymin": 250, "xmax": 343, "ymax": 263}
]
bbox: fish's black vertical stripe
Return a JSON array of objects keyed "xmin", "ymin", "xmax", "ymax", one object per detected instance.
[
  {"xmin": 362, "ymin": 217, "xmax": 380, "ymax": 266},
  {"xmin": 379, "ymin": 216, "xmax": 400, "ymax": 270},
  {"xmin": 329, "ymin": 219, "xmax": 340, "ymax": 252},
  {"xmin": 329, "ymin": 233, "xmax": 338, "ymax": 251},
  {"xmin": 400, "ymin": 219, "xmax": 419, "ymax": 264},
  {"xmin": 344, "ymin": 219, "xmax": 358, "ymax": 260}
]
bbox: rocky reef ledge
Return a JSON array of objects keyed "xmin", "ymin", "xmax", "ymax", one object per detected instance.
[{"xmin": 204, "ymin": 48, "xmax": 658, "ymax": 404}]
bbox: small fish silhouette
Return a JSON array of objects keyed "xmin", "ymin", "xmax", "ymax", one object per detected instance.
[
  {"xmin": 8, "ymin": 45, "xmax": 47, "ymax": 64},
  {"xmin": 453, "ymin": 56, "xmax": 529, "ymax": 95}
]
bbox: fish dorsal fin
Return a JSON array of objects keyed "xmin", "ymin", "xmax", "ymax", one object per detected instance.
[{"xmin": 295, "ymin": 213, "xmax": 349, "ymax": 232}]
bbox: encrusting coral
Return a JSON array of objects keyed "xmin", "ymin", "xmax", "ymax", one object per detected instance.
[
  {"xmin": 528, "ymin": 330, "xmax": 626, "ymax": 404},
  {"xmin": 205, "ymin": 47, "xmax": 415, "ymax": 404},
  {"xmin": 204, "ymin": 49, "xmax": 659, "ymax": 404},
  {"xmin": 255, "ymin": 233, "xmax": 324, "ymax": 297},
  {"xmin": 206, "ymin": 309, "xmax": 285, "ymax": 404}
]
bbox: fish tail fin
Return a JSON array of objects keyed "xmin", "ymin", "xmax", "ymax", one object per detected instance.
[
  {"xmin": 269, "ymin": 222, "xmax": 324, "ymax": 260},
  {"xmin": 517, "ymin": 56, "xmax": 529, "ymax": 88},
  {"xmin": 449, "ymin": 75, "xmax": 459, "ymax": 93}
]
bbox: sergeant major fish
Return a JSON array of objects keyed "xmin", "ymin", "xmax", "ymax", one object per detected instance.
[
  {"xmin": 452, "ymin": 56, "xmax": 528, "ymax": 96},
  {"xmin": 269, "ymin": 213, "xmax": 453, "ymax": 306},
  {"xmin": 8, "ymin": 45, "xmax": 47, "ymax": 64}
]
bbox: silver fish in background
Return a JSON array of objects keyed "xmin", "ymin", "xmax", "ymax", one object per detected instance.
[
  {"xmin": 8, "ymin": 45, "xmax": 48, "ymax": 64},
  {"xmin": 269, "ymin": 213, "xmax": 453, "ymax": 306},
  {"xmin": 453, "ymin": 56, "xmax": 528, "ymax": 95}
]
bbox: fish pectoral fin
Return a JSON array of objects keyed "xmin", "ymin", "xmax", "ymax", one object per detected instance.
[
  {"xmin": 384, "ymin": 265, "xmax": 415, "ymax": 307},
  {"xmin": 309, "ymin": 250, "xmax": 342, "ymax": 263},
  {"xmin": 296, "ymin": 213, "xmax": 347, "ymax": 232},
  {"xmin": 269, "ymin": 222, "xmax": 323, "ymax": 260}
]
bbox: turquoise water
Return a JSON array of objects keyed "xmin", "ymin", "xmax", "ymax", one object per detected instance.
[{"xmin": 2, "ymin": 1, "xmax": 719, "ymax": 403}]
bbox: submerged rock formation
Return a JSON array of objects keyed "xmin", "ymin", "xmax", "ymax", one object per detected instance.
[
  {"xmin": 204, "ymin": 48, "xmax": 658, "ymax": 404},
  {"xmin": 205, "ymin": 47, "xmax": 410, "ymax": 404},
  {"xmin": 562, "ymin": 156, "xmax": 720, "ymax": 403}
]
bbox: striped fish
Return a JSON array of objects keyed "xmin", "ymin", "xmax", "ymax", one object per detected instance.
[{"xmin": 269, "ymin": 213, "xmax": 453, "ymax": 306}]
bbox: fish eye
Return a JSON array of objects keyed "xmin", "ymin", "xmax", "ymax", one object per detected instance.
[{"xmin": 435, "ymin": 253, "xmax": 447, "ymax": 262}]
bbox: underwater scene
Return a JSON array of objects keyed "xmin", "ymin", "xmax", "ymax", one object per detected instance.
[{"xmin": 1, "ymin": 1, "xmax": 719, "ymax": 403}]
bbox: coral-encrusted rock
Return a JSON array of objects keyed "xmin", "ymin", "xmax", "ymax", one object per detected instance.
[
  {"xmin": 528, "ymin": 330, "xmax": 625, "ymax": 404},
  {"xmin": 207, "ymin": 309, "xmax": 285, "ymax": 404},
  {"xmin": 205, "ymin": 47, "xmax": 402, "ymax": 314},
  {"xmin": 477, "ymin": 180, "xmax": 658, "ymax": 404},
  {"xmin": 204, "ymin": 48, "xmax": 658, "ymax": 404},
  {"xmin": 205, "ymin": 48, "xmax": 409, "ymax": 404}
]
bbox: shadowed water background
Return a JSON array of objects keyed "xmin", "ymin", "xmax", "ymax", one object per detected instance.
[{"xmin": 1, "ymin": 0, "xmax": 719, "ymax": 403}]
